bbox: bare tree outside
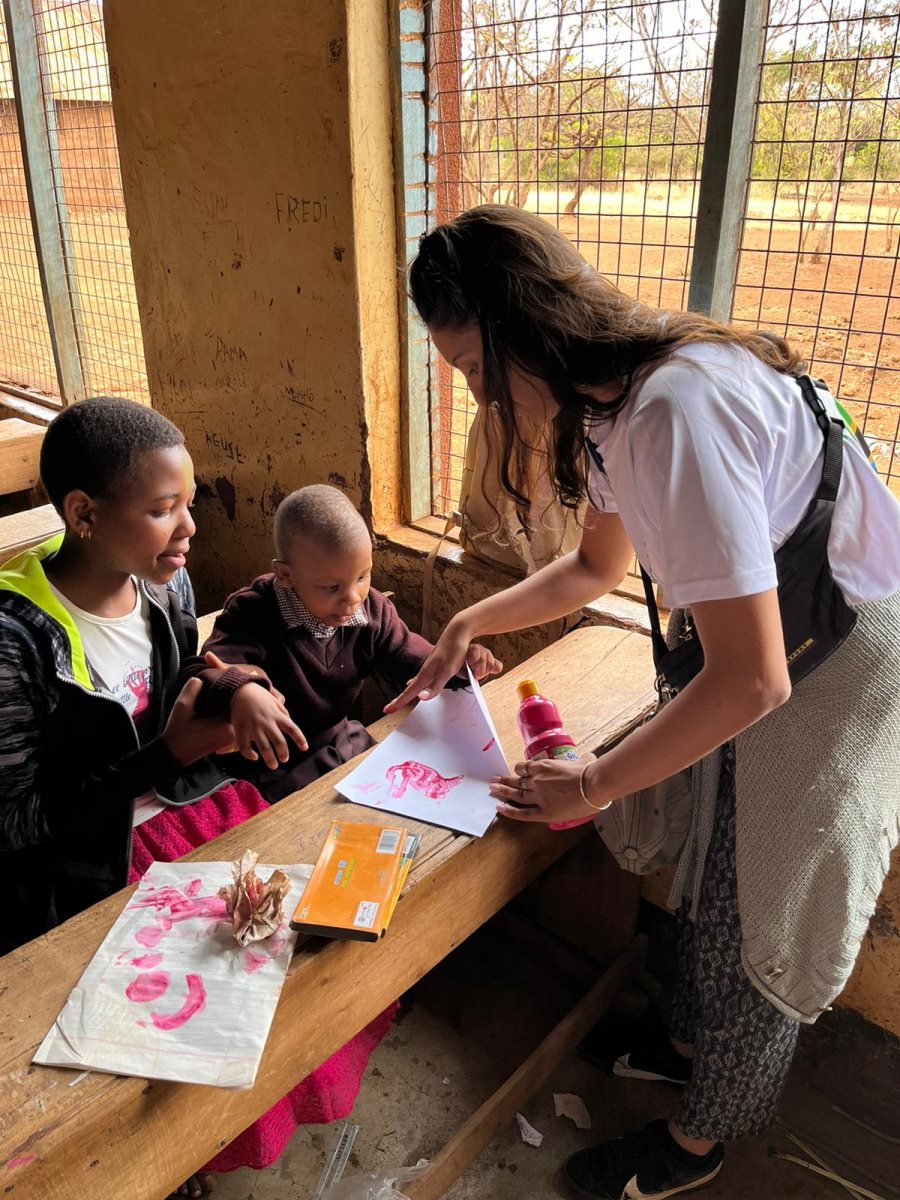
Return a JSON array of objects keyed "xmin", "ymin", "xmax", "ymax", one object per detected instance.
[{"xmin": 427, "ymin": 0, "xmax": 900, "ymax": 516}]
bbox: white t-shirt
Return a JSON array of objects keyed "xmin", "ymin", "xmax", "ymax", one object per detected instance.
[
  {"xmin": 48, "ymin": 578, "xmax": 165, "ymax": 826},
  {"xmin": 49, "ymin": 578, "xmax": 155, "ymax": 723},
  {"xmin": 586, "ymin": 343, "xmax": 900, "ymax": 609}
]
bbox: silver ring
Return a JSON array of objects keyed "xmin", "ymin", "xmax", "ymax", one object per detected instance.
[{"xmin": 519, "ymin": 776, "xmax": 529, "ymax": 793}]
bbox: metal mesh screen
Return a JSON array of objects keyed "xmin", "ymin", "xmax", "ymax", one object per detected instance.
[
  {"xmin": 426, "ymin": 0, "xmax": 718, "ymax": 518},
  {"xmin": 734, "ymin": 0, "xmax": 900, "ymax": 500},
  {"xmin": 0, "ymin": 0, "xmax": 148, "ymax": 404},
  {"xmin": 33, "ymin": 0, "xmax": 148, "ymax": 403},
  {"xmin": 0, "ymin": 3, "xmax": 58, "ymax": 397}
]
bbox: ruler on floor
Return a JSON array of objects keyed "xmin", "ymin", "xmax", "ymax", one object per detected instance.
[{"xmin": 313, "ymin": 1122, "xmax": 359, "ymax": 1198}]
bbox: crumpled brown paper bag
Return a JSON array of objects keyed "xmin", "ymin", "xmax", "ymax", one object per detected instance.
[{"xmin": 218, "ymin": 850, "xmax": 291, "ymax": 946}]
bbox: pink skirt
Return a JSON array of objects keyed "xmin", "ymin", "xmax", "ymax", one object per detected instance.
[{"xmin": 131, "ymin": 782, "xmax": 398, "ymax": 1172}]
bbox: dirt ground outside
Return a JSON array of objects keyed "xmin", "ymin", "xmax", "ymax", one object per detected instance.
[{"xmin": 0, "ymin": 202, "xmax": 148, "ymax": 405}]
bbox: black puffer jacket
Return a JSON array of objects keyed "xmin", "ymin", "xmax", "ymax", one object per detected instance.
[{"xmin": 0, "ymin": 537, "xmax": 231, "ymax": 953}]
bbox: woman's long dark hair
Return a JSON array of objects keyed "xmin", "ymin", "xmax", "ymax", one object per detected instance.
[{"xmin": 409, "ymin": 204, "xmax": 805, "ymax": 513}]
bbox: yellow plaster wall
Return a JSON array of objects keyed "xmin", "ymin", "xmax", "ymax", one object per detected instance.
[
  {"xmin": 105, "ymin": 0, "xmax": 402, "ymax": 613},
  {"xmin": 837, "ymin": 847, "xmax": 900, "ymax": 1035}
]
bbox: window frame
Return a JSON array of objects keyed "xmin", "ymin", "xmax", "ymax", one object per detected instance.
[{"xmin": 4, "ymin": 0, "xmax": 86, "ymax": 406}]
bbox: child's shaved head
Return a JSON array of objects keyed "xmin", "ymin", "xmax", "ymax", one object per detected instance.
[{"xmin": 274, "ymin": 485, "xmax": 370, "ymax": 560}]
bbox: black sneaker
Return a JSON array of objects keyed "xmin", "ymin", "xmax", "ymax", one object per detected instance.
[
  {"xmin": 612, "ymin": 1035, "xmax": 692, "ymax": 1086},
  {"xmin": 564, "ymin": 1120, "xmax": 724, "ymax": 1199},
  {"xmin": 579, "ymin": 1018, "xmax": 692, "ymax": 1086}
]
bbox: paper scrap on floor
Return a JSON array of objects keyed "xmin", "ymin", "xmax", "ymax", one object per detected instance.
[
  {"xmin": 336, "ymin": 666, "xmax": 509, "ymax": 836},
  {"xmin": 33, "ymin": 860, "xmax": 312, "ymax": 1088},
  {"xmin": 554, "ymin": 1092, "xmax": 592, "ymax": 1129},
  {"xmin": 516, "ymin": 1112, "xmax": 544, "ymax": 1147}
]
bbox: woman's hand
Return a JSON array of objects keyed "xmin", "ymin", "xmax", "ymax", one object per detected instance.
[
  {"xmin": 228, "ymin": 685, "xmax": 308, "ymax": 770},
  {"xmin": 162, "ymin": 678, "xmax": 237, "ymax": 767},
  {"xmin": 490, "ymin": 754, "xmax": 611, "ymax": 824},
  {"xmin": 464, "ymin": 642, "xmax": 503, "ymax": 682},
  {"xmin": 384, "ymin": 616, "xmax": 477, "ymax": 712}
]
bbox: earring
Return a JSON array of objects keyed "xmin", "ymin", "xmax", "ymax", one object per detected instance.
[{"xmin": 79, "ymin": 528, "xmax": 93, "ymax": 541}]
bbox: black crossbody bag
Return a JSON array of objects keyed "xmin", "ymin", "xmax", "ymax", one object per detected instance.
[{"xmin": 588, "ymin": 375, "xmax": 859, "ymax": 701}]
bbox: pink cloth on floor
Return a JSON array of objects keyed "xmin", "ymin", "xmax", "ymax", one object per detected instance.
[{"xmin": 130, "ymin": 781, "xmax": 398, "ymax": 1173}]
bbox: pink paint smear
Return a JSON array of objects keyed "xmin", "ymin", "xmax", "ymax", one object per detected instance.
[
  {"xmin": 131, "ymin": 953, "xmax": 163, "ymax": 969},
  {"xmin": 6, "ymin": 1156, "xmax": 36, "ymax": 1170},
  {"xmin": 150, "ymin": 973, "xmax": 207, "ymax": 1030},
  {"xmin": 135, "ymin": 924, "xmax": 167, "ymax": 948},
  {"xmin": 130, "ymin": 886, "xmax": 226, "ymax": 922},
  {"xmin": 125, "ymin": 972, "xmax": 170, "ymax": 1003},
  {"xmin": 130, "ymin": 883, "xmax": 227, "ymax": 948},
  {"xmin": 385, "ymin": 761, "xmax": 463, "ymax": 801},
  {"xmin": 243, "ymin": 949, "xmax": 269, "ymax": 975},
  {"xmin": 481, "ymin": 738, "xmax": 495, "ymax": 752}
]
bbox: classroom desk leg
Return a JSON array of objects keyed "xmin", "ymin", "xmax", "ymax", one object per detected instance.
[{"xmin": 405, "ymin": 934, "xmax": 648, "ymax": 1200}]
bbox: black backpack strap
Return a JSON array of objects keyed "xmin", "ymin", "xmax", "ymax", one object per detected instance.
[
  {"xmin": 796, "ymin": 374, "xmax": 844, "ymax": 505},
  {"xmin": 640, "ymin": 564, "xmax": 670, "ymax": 664},
  {"xmin": 586, "ymin": 433, "xmax": 670, "ymax": 661}
]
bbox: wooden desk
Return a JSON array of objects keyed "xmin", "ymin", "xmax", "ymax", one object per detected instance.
[{"xmin": 0, "ymin": 627, "xmax": 654, "ymax": 1200}]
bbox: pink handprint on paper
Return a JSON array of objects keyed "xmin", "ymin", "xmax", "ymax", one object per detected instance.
[{"xmin": 385, "ymin": 761, "xmax": 463, "ymax": 801}]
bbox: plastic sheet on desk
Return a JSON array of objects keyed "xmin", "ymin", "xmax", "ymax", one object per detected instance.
[{"xmin": 33, "ymin": 860, "xmax": 312, "ymax": 1088}]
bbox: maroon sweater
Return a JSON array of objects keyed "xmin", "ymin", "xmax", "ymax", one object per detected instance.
[{"xmin": 181, "ymin": 576, "xmax": 432, "ymax": 800}]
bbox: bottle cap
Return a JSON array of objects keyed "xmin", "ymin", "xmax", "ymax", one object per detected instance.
[{"xmin": 517, "ymin": 679, "xmax": 540, "ymax": 701}]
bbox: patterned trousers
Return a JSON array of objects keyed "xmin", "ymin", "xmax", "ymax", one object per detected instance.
[{"xmin": 669, "ymin": 742, "xmax": 801, "ymax": 1141}]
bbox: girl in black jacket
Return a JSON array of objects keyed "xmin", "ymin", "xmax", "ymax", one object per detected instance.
[{"xmin": 0, "ymin": 397, "xmax": 269, "ymax": 953}]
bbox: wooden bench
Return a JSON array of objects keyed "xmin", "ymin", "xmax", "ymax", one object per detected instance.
[{"xmin": 0, "ymin": 626, "xmax": 654, "ymax": 1200}]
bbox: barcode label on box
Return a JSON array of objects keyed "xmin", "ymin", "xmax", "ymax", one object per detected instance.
[
  {"xmin": 376, "ymin": 829, "xmax": 401, "ymax": 855},
  {"xmin": 354, "ymin": 901, "xmax": 379, "ymax": 929}
]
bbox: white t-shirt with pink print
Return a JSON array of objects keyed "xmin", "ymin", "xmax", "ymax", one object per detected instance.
[
  {"xmin": 48, "ymin": 578, "xmax": 164, "ymax": 826},
  {"xmin": 49, "ymin": 578, "xmax": 154, "ymax": 727}
]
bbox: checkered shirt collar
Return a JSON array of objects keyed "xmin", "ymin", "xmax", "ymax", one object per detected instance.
[{"xmin": 274, "ymin": 581, "xmax": 367, "ymax": 639}]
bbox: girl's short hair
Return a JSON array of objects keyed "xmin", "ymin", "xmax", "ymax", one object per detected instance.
[{"xmin": 40, "ymin": 396, "xmax": 185, "ymax": 513}]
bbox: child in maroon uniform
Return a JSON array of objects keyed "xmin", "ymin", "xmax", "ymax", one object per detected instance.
[{"xmin": 184, "ymin": 484, "xmax": 501, "ymax": 801}]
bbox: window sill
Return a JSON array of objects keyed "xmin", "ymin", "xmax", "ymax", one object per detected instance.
[
  {"xmin": 0, "ymin": 388, "xmax": 60, "ymax": 425},
  {"xmin": 377, "ymin": 522, "xmax": 653, "ymax": 635}
]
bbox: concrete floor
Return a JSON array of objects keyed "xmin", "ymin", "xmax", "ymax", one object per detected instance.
[{"xmin": 215, "ymin": 916, "xmax": 900, "ymax": 1200}]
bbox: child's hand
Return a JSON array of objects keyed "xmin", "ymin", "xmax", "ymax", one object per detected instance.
[
  {"xmin": 163, "ymin": 678, "xmax": 238, "ymax": 767},
  {"xmin": 203, "ymin": 650, "xmax": 289, "ymax": 711},
  {"xmin": 463, "ymin": 643, "xmax": 503, "ymax": 683},
  {"xmin": 229, "ymin": 685, "xmax": 308, "ymax": 771}
]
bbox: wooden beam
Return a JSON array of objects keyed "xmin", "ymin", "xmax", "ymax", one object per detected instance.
[
  {"xmin": 405, "ymin": 935, "xmax": 648, "ymax": 1200},
  {"xmin": 0, "ymin": 418, "xmax": 45, "ymax": 495},
  {"xmin": 688, "ymin": 0, "xmax": 766, "ymax": 321},
  {"xmin": 0, "ymin": 501, "xmax": 62, "ymax": 559}
]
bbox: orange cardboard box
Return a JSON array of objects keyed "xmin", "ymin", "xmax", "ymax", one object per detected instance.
[{"xmin": 290, "ymin": 821, "xmax": 409, "ymax": 942}]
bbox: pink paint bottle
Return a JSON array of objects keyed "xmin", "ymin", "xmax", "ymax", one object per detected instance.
[{"xmin": 516, "ymin": 679, "xmax": 594, "ymax": 832}]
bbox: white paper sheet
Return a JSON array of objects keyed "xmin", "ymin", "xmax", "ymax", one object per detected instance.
[
  {"xmin": 336, "ymin": 668, "xmax": 509, "ymax": 837},
  {"xmin": 34, "ymin": 860, "xmax": 312, "ymax": 1089}
]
